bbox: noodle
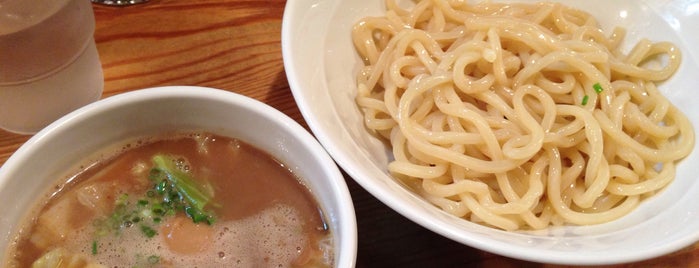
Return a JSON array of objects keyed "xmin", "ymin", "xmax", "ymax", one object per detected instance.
[{"xmin": 352, "ymin": 0, "xmax": 695, "ymax": 230}]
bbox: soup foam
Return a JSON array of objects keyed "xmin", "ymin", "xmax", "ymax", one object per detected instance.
[{"xmin": 66, "ymin": 203, "xmax": 315, "ymax": 267}]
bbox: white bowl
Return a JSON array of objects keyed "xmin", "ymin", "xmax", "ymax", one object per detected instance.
[
  {"xmin": 282, "ymin": 0, "xmax": 699, "ymax": 265},
  {"xmin": 0, "ymin": 86, "xmax": 358, "ymax": 267}
]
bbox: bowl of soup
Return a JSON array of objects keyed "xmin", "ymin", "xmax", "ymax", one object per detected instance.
[
  {"xmin": 282, "ymin": 0, "xmax": 699, "ymax": 265},
  {"xmin": 0, "ymin": 86, "xmax": 357, "ymax": 267}
]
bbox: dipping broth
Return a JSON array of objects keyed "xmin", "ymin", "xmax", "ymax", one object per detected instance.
[{"xmin": 4, "ymin": 132, "xmax": 332, "ymax": 267}]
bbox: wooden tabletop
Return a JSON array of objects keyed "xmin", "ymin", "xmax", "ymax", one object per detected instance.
[{"xmin": 1, "ymin": 0, "xmax": 698, "ymax": 267}]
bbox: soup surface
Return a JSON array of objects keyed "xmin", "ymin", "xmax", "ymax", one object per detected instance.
[{"xmin": 4, "ymin": 132, "xmax": 332, "ymax": 267}]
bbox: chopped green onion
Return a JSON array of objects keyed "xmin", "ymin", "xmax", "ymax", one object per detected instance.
[
  {"xmin": 155, "ymin": 180, "xmax": 167, "ymax": 194},
  {"xmin": 147, "ymin": 255, "xmax": 160, "ymax": 264},
  {"xmin": 581, "ymin": 95, "xmax": 589, "ymax": 105},
  {"xmin": 115, "ymin": 194, "xmax": 129, "ymax": 206},
  {"xmin": 92, "ymin": 240, "xmax": 98, "ymax": 255},
  {"xmin": 151, "ymin": 203, "xmax": 165, "ymax": 215},
  {"xmin": 93, "ymin": 154, "xmax": 218, "ymax": 242},
  {"xmin": 140, "ymin": 225, "xmax": 157, "ymax": 238},
  {"xmin": 186, "ymin": 206, "xmax": 214, "ymax": 224},
  {"xmin": 593, "ymin": 83, "xmax": 604, "ymax": 93}
]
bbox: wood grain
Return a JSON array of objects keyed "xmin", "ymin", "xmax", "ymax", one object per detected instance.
[
  {"xmin": 93, "ymin": 0, "xmax": 301, "ymax": 122},
  {"xmin": 1, "ymin": 0, "xmax": 697, "ymax": 267}
]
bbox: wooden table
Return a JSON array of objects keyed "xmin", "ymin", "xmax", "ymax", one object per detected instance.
[{"xmin": 1, "ymin": 0, "xmax": 698, "ymax": 266}]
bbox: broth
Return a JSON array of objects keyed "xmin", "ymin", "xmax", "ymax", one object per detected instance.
[{"xmin": 4, "ymin": 132, "xmax": 332, "ymax": 267}]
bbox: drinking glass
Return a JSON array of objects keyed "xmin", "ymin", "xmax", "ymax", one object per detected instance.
[{"xmin": 0, "ymin": 0, "xmax": 104, "ymax": 134}]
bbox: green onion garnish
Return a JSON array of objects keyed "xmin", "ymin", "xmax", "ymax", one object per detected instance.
[
  {"xmin": 147, "ymin": 255, "xmax": 160, "ymax": 264},
  {"xmin": 581, "ymin": 95, "xmax": 589, "ymax": 105},
  {"xmin": 593, "ymin": 83, "xmax": 604, "ymax": 93},
  {"xmin": 92, "ymin": 240, "xmax": 98, "ymax": 255},
  {"xmin": 140, "ymin": 225, "xmax": 157, "ymax": 238}
]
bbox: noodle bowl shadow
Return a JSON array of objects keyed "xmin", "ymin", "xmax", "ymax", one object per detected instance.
[
  {"xmin": 282, "ymin": 0, "xmax": 699, "ymax": 265},
  {"xmin": 0, "ymin": 86, "xmax": 358, "ymax": 267}
]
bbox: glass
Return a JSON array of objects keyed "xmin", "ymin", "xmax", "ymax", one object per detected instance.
[{"xmin": 0, "ymin": 0, "xmax": 104, "ymax": 134}]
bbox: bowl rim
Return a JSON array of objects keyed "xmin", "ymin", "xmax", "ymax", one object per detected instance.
[{"xmin": 280, "ymin": 0, "xmax": 699, "ymax": 265}]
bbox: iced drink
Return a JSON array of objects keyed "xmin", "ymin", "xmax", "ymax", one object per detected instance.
[{"xmin": 0, "ymin": 0, "xmax": 104, "ymax": 134}]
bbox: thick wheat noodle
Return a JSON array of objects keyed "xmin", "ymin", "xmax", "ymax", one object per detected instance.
[{"xmin": 352, "ymin": 0, "xmax": 695, "ymax": 230}]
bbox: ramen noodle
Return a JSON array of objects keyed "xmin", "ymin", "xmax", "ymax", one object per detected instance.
[{"xmin": 352, "ymin": 0, "xmax": 694, "ymax": 230}]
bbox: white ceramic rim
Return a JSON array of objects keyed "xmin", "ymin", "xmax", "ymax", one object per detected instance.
[{"xmin": 281, "ymin": 0, "xmax": 699, "ymax": 265}]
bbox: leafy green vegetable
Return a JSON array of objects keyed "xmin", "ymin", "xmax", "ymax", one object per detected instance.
[{"xmin": 150, "ymin": 154, "xmax": 216, "ymax": 225}]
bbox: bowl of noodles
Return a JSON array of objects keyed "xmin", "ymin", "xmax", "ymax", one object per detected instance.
[{"xmin": 282, "ymin": 0, "xmax": 699, "ymax": 265}]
